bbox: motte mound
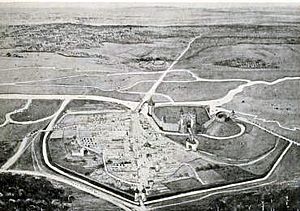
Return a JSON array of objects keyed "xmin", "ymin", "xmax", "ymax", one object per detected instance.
[{"xmin": 205, "ymin": 118, "xmax": 241, "ymax": 137}]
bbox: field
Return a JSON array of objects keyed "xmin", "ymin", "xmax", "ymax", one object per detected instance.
[
  {"xmin": 121, "ymin": 81, "xmax": 155, "ymax": 93},
  {"xmin": 163, "ymin": 70, "xmax": 196, "ymax": 81},
  {"xmin": 0, "ymin": 84, "xmax": 143, "ymax": 102},
  {"xmin": 181, "ymin": 43, "xmax": 300, "ymax": 81},
  {"xmin": 198, "ymin": 124, "xmax": 280, "ymax": 161},
  {"xmin": 0, "ymin": 99, "xmax": 26, "ymax": 124},
  {"xmin": 11, "ymin": 139, "xmax": 35, "ymax": 171},
  {"xmin": 240, "ymin": 139, "xmax": 288, "ymax": 175},
  {"xmin": 224, "ymin": 80, "xmax": 300, "ymax": 133},
  {"xmin": 70, "ymin": 189, "xmax": 123, "ymax": 211},
  {"xmin": 10, "ymin": 100, "xmax": 61, "ymax": 122},
  {"xmin": 0, "ymin": 62, "xmax": 160, "ymax": 90},
  {"xmin": 167, "ymin": 121, "xmax": 280, "ymax": 161},
  {"xmin": 272, "ymin": 145, "xmax": 300, "ymax": 181},
  {"xmin": 0, "ymin": 126, "xmax": 20, "ymax": 167},
  {"xmin": 65, "ymin": 99, "xmax": 129, "ymax": 112},
  {"xmin": 0, "ymin": 24, "xmax": 198, "ymax": 73},
  {"xmin": 0, "ymin": 3, "xmax": 300, "ymax": 210},
  {"xmin": 0, "ymin": 121, "xmax": 49, "ymax": 167},
  {"xmin": 156, "ymin": 81, "xmax": 245, "ymax": 102},
  {"xmin": 243, "ymin": 119, "xmax": 300, "ymax": 143},
  {"xmin": 174, "ymin": 25, "xmax": 300, "ymax": 81},
  {"xmin": 0, "ymin": 23, "xmax": 203, "ymax": 102}
]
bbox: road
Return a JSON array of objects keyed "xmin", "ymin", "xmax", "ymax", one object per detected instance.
[
  {"xmin": 40, "ymin": 99, "xmax": 142, "ymax": 210},
  {"xmin": 143, "ymin": 141, "xmax": 293, "ymax": 206},
  {"xmin": 0, "ymin": 99, "xmax": 31, "ymax": 128},
  {"xmin": 0, "ymin": 92, "xmax": 298, "ymax": 210},
  {"xmin": 1, "ymin": 32, "xmax": 299, "ymax": 211},
  {"xmin": 135, "ymin": 35, "xmax": 203, "ymax": 112},
  {"xmin": 71, "ymin": 129, "xmax": 138, "ymax": 186},
  {"xmin": 1, "ymin": 88, "xmax": 299, "ymax": 210},
  {"xmin": 158, "ymin": 123, "xmax": 246, "ymax": 141},
  {"xmin": 217, "ymin": 107, "xmax": 300, "ymax": 147},
  {"xmin": 1, "ymin": 135, "xmax": 30, "ymax": 170},
  {"xmin": 235, "ymin": 110, "xmax": 300, "ymax": 132},
  {"xmin": 147, "ymin": 179, "xmax": 278, "ymax": 210},
  {"xmin": 0, "ymin": 93, "xmax": 138, "ymax": 110},
  {"xmin": 153, "ymin": 76, "xmax": 300, "ymax": 111},
  {"xmin": 1, "ymin": 128, "xmax": 44, "ymax": 170}
]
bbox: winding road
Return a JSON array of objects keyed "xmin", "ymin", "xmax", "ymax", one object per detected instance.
[
  {"xmin": 0, "ymin": 31, "xmax": 299, "ymax": 211},
  {"xmin": 135, "ymin": 35, "xmax": 203, "ymax": 112}
]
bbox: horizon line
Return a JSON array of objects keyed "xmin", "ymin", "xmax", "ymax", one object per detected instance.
[{"xmin": 1, "ymin": 0, "xmax": 300, "ymax": 3}]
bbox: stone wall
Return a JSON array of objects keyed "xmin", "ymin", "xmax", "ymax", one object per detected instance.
[{"xmin": 152, "ymin": 112, "xmax": 179, "ymax": 132}]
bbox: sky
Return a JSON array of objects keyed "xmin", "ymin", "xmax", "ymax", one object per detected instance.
[{"xmin": 0, "ymin": 0, "xmax": 300, "ymax": 3}]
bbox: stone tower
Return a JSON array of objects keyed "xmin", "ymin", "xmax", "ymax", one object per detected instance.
[
  {"xmin": 147, "ymin": 97, "xmax": 155, "ymax": 116},
  {"xmin": 190, "ymin": 108, "xmax": 197, "ymax": 133},
  {"xmin": 178, "ymin": 108, "xmax": 198, "ymax": 134},
  {"xmin": 178, "ymin": 108, "xmax": 185, "ymax": 133}
]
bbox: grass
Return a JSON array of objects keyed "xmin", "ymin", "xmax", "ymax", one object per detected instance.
[
  {"xmin": 0, "ymin": 84, "xmax": 143, "ymax": 102},
  {"xmin": 66, "ymin": 99, "xmax": 129, "ymax": 112},
  {"xmin": 272, "ymin": 145, "xmax": 300, "ymax": 182},
  {"xmin": 69, "ymin": 188, "xmax": 123, "ymax": 211},
  {"xmin": 0, "ymin": 65, "xmax": 77, "ymax": 83},
  {"xmin": 0, "ymin": 121, "xmax": 50, "ymax": 167},
  {"xmin": 0, "ymin": 133, "xmax": 19, "ymax": 167},
  {"xmin": 156, "ymin": 81, "xmax": 245, "ymax": 102},
  {"xmin": 240, "ymin": 139, "xmax": 288, "ymax": 175},
  {"xmin": 243, "ymin": 118, "xmax": 300, "ymax": 143},
  {"xmin": 0, "ymin": 24, "xmax": 191, "ymax": 73},
  {"xmin": 214, "ymin": 165, "xmax": 256, "ymax": 181},
  {"xmin": 197, "ymin": 123, "xmax": 278, "ymax": 160},
  {"xmin": 0, "ymin": 99, "xmax": 26, "ymax": 124},
  {"xmin": 164, "ymin": 71, "xmax": 196, "ymax": 81},
  {"xmin": 121, "ymin": 81, "xmax": 154, "ymax": 93},
  {"xmin": 167, "ymin": 121, "xmax": 278, "ymax": 160},
  {"xmin": 163, "ymin": 177, "xmax": 202, "ymax": 192},
  {"xmin": 11, "ymin": 100, "xmax": 61, "ymax": 122},
  {"xmin": 26, "ymin": 71, "xmax": 160, "ymax": 92},
  {"xmin": 10, "ymin": 139, "xmax": 34, "ymax": 171},
  {"xmin": 224, "ymin": 80, "xmax": 300, "ymax": 133},
  {"xmin": 50, "ymin": 177, "xmax": 123, "ymax": 211},
  {"xmin": 174, "ymin": 32, "xmax": 300, "ymax": 81},
  {"xmin": 205, "ymin": 119, "xmax": 241, "ymax": 137}
]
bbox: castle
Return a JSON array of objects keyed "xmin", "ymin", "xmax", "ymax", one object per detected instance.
[
  {"xmin": 178, "ymin": 107, "xmax": 197, "ymax": 134},
  {"xmin": 147, "ymin": 98, "xmax": 202, "ymax": 134},
  {"xmin": 146, "ymin": 98, "xmax": 240, "ymax": 152}
]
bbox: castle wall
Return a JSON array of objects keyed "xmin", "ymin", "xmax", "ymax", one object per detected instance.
[{"xmin": 152, "ymin": 112, "xmax": 179, "ymax": 132}]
